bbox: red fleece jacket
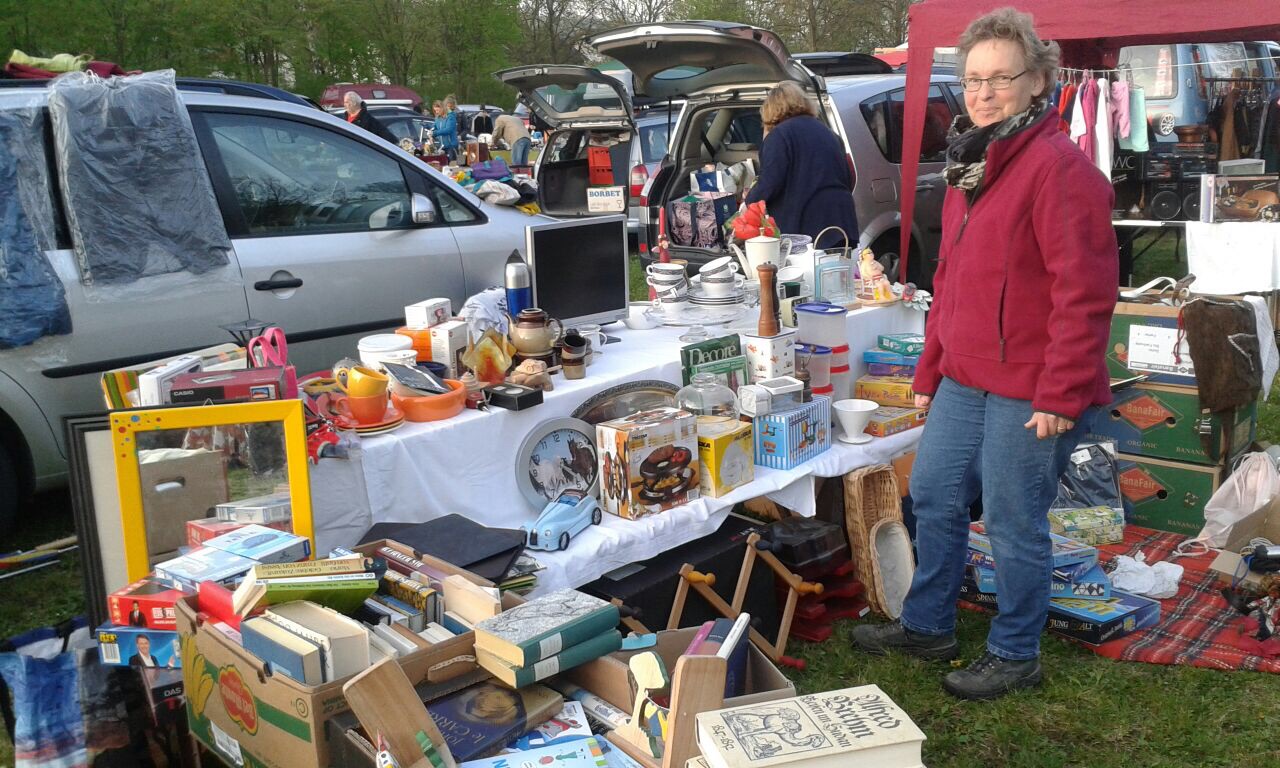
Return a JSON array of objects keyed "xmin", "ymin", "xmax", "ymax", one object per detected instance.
[{"xmin": 913, "ymin": 112, "xmax": 1118, "ymax": 419}]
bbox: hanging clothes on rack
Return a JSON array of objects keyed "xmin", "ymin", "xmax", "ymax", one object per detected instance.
[
  {"xmin": 1118, "ymin": 86, "xmax": 1149, "ymax": 153},
  {"xmin": 1074, "ymin": 77, "xmax": 1099, "ymax": 162},
  {"xmin": 1111, "ymin": 80, "xmax": 1131, "ymax": 141},
  {"xmin": 1059, "ymin": 80, "xmax": 1078, "ymax": 136},
  {"xmin": 1094, "ymin": 77, "xmax": 1114, "ymax": 180},
  {"xmin": 1217, "ymin": 82, "xmax": 1242, "ymax": 161}
]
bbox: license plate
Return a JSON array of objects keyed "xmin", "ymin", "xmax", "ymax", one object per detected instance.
[{"xmin": 587, "ymin": 186, "xmax": 626, "ymax": 213}]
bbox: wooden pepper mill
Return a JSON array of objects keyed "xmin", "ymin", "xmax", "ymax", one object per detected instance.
[{"xmin": 757, "ymin": 263, "xmax": 780, "ymax": 337}]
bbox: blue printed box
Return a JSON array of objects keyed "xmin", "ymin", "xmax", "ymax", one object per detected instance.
[
  {"xmin": 96, "ymin": 624, "xmax": 181, "ymax": 668},
  {"xmin": 753, "ymin": 397, "xmax": 831, "ymax": 470},
  {"xmin": 203, "ymin": 523, "xmax": 311, "ymax": 564}
]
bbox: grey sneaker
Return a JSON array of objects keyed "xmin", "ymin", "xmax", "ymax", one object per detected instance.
[
  {"xmin": 942, "ymin": 651, "xmax": 1042, "ymax": 700},
  {"xmin": 850, "ymin": 621, "xmax": 959, "ymax": 660}
]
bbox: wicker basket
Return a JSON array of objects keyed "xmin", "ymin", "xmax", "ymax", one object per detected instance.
[{"xmin": 842, "ymin": 464, "xmax": 902, "ymax": 616}]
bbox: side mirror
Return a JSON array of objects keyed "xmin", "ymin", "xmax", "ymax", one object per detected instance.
[{"xmin": 411, "ymin": 192, "xmax": 437, "ymax": 224}]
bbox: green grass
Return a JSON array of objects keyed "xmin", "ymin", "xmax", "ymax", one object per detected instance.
[{"xmin": 3, "ymin": 246, "xmax": 1280, "ymax": 766}]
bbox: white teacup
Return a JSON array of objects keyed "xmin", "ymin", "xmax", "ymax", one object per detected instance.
[
  {"xmin": 647, "ymin": 262, "xmax": 687, "ymax": 279},
  {"xmin": 777, "ymin": 266, "xmax": 805, "ymax": 284},
  {"xmin": 699, "ymin": 255, "xmax": 740, "ymax": 278},
  {"xmin": 577, "ymin": 323, "xmax": 605, "ymax": 363},
  {"xmin": 659, "ymin": 297, "xmax": 688, "ymax": 319},
  {"xmin": 653, "ymin": 283, "xmax": 688, "ymax": 302},
  {"xmin": 700, "ymin": 274, "xmax": 745, "ymax": 298}
]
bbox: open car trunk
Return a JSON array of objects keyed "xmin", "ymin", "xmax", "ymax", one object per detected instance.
[{"xmin": 537, "ymin": 131, "xmax": 633, "ymax": 217}]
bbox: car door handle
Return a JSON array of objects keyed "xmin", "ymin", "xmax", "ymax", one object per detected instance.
[{"xmin": 254, "ymin": 278, "xmax": 303, "ymax": 291}]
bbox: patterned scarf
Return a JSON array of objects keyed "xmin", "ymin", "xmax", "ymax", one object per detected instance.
[{"xmin": 943, "ymin": 99, "xmax": 1051, "ymax": 195}]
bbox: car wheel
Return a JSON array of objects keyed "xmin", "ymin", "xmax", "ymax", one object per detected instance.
[
  {"xmin": 558, "ymin": 532, "xmax": 571, "ymax": 551},
  {"xmin": 591, "ymin": 507, "xmax": 602, "ymax": 525},
  {"xmin": 869, "ymin": 231, "xmax": 926, "ymax": 290},
  {"xmin": 0, "ymin": 441, "xmax": 17, "ymax": 537}
]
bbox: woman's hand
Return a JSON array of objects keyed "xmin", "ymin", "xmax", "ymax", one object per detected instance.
[
  {"xmin": 1024, "ymin": 411, "xmax": 1074, "ymax": 439},
  {"xmin": 914, "ymin": 394, "xmax": 932, "ymax": 409}
]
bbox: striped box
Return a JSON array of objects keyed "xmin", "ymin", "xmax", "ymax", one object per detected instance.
[{"xmin": 753, "ymin": 396, "xmax": 832, "ymax": 470}]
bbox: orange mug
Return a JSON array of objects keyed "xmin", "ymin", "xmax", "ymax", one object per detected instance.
[
  {"xmin": 340, "ymin": 392, "xmax": 389, "ymax": 424},
  {"xmin": 334, "ymin": 365, "xmax": 388, "ymax": 398}
]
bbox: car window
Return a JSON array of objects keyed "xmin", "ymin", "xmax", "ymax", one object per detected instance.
[
  {"xmin": 204, "ymin": 112, "xmax": 413, "ymax": 236},
  {"xmin": 545, "ymin": 131, "xmax": 582, "ymax": 163},
  {"xmin": 1118, "ymin": 45, "xmax": 1177, "ymax": 99},
  {"xmin": 856, "ymin": 92, "xmax": 892, "ymax": 162},
  {"xmin": 856, "ymin": 87, "xmax": 953, "ymax": 165},
  {"xmin": 639, "ymin": 121, "xmax": 670, "ymax": 164},
  {"xmin": 944, "ymin": 83, "xmax": 967, "ymax": 117},
  {"xmin": 693, "ymin": 109, "xmax": 764, "ymax": 152},
  {"xmin": 383, "ymin": 116, "xmax": 432, "ymax": 143}
]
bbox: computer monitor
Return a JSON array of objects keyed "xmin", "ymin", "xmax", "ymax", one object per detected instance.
[{"xmin": 524, "ymin": 215, "xmax": 629, "ymax": 327}]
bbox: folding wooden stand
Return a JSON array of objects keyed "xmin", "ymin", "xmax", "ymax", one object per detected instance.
[{"xmin": 665, "ymin": 533, "xmax": 820, "ymax": 669}]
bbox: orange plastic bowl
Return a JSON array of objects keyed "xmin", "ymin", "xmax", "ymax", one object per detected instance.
[{"xmin": 391, "ymin": 379, "xmax": 467, "ymax": 422}]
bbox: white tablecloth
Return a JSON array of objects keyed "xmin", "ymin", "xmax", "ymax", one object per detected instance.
[
  {"xmin": 1185, "ymin": 221, "xmax": 1280, "ymax": 293},
  {"xmin": 308, "ymin": 303, "xmax": 926, "ymax": 588}
]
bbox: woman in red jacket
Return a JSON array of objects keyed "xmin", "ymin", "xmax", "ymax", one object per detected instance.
[{"xmin": 853, "ymin": 8, "xmax": 1118, "ymax": 700}]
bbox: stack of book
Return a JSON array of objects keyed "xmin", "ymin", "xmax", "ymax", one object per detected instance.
[
  {"xmin": 440, "ymin": 574, "xmax": 503, "ymax": 634},
  {"xmin": 154, "ymin": 524, "xmax": 312, "ymax": 591},
  {"xmin": 473, "ymin": 590, "xmax": 622, "ymax": 688},
  {"xmin": 684, "ymin": 614, "xmax": 750, "ymax": 699},
  {"xmin": 696, "ymin": 684, "xmax": 926, "ymax": 768},
  {"xmin": 230, "ymin": 556, "xmax": 379, "ymax": 617},
  {"xmin": 242, "ymin": 600, "xmax": 372, "ymax": 685}
]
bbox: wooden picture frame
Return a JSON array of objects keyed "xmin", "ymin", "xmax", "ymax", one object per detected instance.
[{"xmin": 110, "ymin": 400, "xmax": 313, "ymax": 583}]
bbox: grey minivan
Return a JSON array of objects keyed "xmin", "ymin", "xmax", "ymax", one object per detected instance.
[{"xmin": 0, "ymin": 80, "xmax": 537, "ymax": 531}]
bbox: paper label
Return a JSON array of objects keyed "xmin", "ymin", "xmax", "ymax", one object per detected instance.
[
  {"xmin": 538, "ymin": 634, "xmax": 564, "ymax": 658},
  {"xmin": 533, "ymin": 655, "xmax": 561, "ymax": 680},
  {"xmin": 587, "ymin": 186, "xmax": 626, "ymax": 213},
  {"xmin": 1070, "ymin": 448, "xmax": 1092, "ymax": 465},
  {"xmin": 209, "ymin": 720, "xmax": 245, "ymax": 766},
  {"xmin": 1126, "ymin": 325, "xmax": 1194, "ymax": 377}
]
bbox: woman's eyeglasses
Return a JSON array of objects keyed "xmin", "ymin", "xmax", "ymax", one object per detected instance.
[{"xmin": 959, "ymin": 71, "xmax": 1028, "ymax": 92}]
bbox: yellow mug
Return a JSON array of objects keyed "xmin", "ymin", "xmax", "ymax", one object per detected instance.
[{"xmin": 334, "ymin": 365, "xmax": 389, "ymax": 398}]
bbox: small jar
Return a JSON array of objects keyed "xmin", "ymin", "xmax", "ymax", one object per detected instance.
[{"xmin": 676, "ymin": 373, "xmax": 738, "ymax": 418}]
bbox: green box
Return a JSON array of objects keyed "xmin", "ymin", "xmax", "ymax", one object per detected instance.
[
  {"xmin": 1107, "ymin": 301, "xmax": 1196, "ymax": 386},
  {"xmin": 1115, "ymin": 453, "xmax": 1223, "ymax": 535},
  {"xmin": 1088, "ymin": 383, "xmax": 1257, "ymax": 465}
]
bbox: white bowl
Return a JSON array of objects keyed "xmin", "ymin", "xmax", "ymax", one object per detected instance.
[{"xmin": 623, "ymin": 305, "xmax": 662, "ymax": 330}]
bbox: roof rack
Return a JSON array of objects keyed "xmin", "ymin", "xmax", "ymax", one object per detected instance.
[{"xmin": 0, "ymin": 76, "xmax": 319, "ymax": 109}]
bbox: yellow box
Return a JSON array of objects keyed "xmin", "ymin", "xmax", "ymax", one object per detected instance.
[
  {"xmin": 865, "ymin": 406, "xmax": 927, "ymax": 437},
  {"xmin": 855, "ymin": 375, "xmax": 917, "ymax": 407},
  {"xmin": 696, "ymin": 417, "xmax": 754, "ymax": 498}
]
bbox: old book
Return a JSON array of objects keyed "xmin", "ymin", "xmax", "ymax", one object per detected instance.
[
  {"xmin": 696, "ymin": 684, "xmax": 925, "ymax": 768},
  {"xmin": 473, "ymin": 589, "xmax": 619, "ymax": 668},
  {"xmin": 264, "ymin": 601, "xmax": 370, "ymax": 682},
  {"xmin": 426, "ymin": 681, "xmax": 563, "ymax": 762},
  {"xmin": 383, "ymin": 569, "xmax": 442, "ymax": 622},
  {"xmin": 231, "ymin": 572, "xmax": 378, "ymax": 617},
  {"xmin": 475, "ymin": 630, "xmax": 622, "ymax": 688},
  {"xmin": 443, "ymin": 575, "xmax": 502, "ymax": 625},
  {"xmin": 240, "ymin": 616, "xmax": 324, "ymax": 685}
]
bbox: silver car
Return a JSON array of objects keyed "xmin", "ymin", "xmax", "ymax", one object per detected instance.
[{"xmin": 0, "ymin": 81, "xmax": 537, "ymax": 531}]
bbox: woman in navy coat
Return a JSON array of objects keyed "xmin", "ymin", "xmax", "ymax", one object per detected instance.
[{"xmin": 746, "ymin": 82, "xmax": 858, "ymax": 250}]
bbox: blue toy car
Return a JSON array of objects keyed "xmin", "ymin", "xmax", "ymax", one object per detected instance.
[{"xmin": 523, "ymin": 489, "xmax": 603, "ymax": 551}]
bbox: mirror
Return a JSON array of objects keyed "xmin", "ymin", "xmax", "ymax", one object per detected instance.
[
  {"xmin": 412, "ymin": 192, "xmax": 437, "ymax": 224},
  {"xmin": 112, "ymin": 400, "xmax": 314, "ymax": 582}
]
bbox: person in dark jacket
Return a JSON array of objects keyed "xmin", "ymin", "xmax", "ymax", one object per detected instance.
[
  {"xmin": 851, "ymin": 8, "xmax": 1118, "ymax": 701},
  {"xmin": 745, "ymin": 82, "xmax": 857, "ymax": 250},
  {"xmin": 344, "ymin": 92, "xmax": 395, "ymax": 144}
]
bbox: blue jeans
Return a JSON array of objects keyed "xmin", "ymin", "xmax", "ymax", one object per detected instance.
[
  {"xmin": 511, "ymin": 137, "xmax": 531, "ymax": 166},
  {"xmin": 898, "ymin": 377, "xmax": 1097, "ymax": 660}
]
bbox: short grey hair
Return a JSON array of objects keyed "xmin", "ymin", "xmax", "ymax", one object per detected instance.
[
  {"xmin": 344, "ymin": 92, "xmax": 363, "ymax": 106},
  {"xmin": 957, "ymin": 7, "xmax": 1060, "ymax": 97}
]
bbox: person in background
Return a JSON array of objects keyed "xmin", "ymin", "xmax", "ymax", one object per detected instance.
[
  {"xmin": 492, "ymin": 112, "xmax": 532, "ymax": 166},
  {"xmin": 343, "ymin": 92, "xmax": 395, "ymax": 144},
  {"xmin": 434, "ymin": 96, "xmax": 460, "ymax": 162},
  {"xmin": 745, "ymin": 81, "xmax": 857, "ymax": 250},
  {"xmin": 473, "ymin": 104, "xmax": 495, "ymax": 136},
  {"xmin": 851, "ymin": 7, "xmax": 1118, "ymax": 701}
]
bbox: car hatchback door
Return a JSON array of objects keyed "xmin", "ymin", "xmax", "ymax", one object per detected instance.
[{"xmin": 193, "ymin": 109, "xmax": 465, "ymax": 373}]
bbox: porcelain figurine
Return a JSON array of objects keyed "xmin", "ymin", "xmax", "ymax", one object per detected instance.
[
  {"xmin": 859, "ymin": 247, "xmax": 894, "ymax": 303},
  {"xmin": 507, "ymin": 359, "xmax": 554, "ymax": 391}
]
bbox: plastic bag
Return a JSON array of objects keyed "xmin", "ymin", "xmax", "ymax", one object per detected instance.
[
  {"xmin": 1051, "ymin": 442, "xmax": 1124, "ymax": 516},
  {"xmin": 0, "ymin": 107, "xmax": 72, "ymax": 348},
  {"xmin": 471, "ymin": 157, "xmax": 511, "ymax": 181},
  {"xmin": 1180, "ymin": 452, "xmax": 1280, "ymax": 555},
  {"xmin": 475, "ymin": 179, "xmax": 520, "ymax": 206},
  {"xmin": 48, "ymin": 69, "xmax": 230, "ymax": 286}
]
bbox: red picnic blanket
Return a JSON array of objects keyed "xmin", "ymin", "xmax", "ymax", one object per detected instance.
[{"xmin": 1087, "ymin": 526, "xmax": 1280, "ymax": 673}]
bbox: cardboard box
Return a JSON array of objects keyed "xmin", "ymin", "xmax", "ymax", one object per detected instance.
[
  {"xmin": 96, "ymin": 624, "xmax": 181, "ymax": 667},
  {"xmin": 855, "ymin": 374, "xmax": 917, "ymax": 408},
  {"xmin": 867, "ymin": 363, "xmax": 916, "ymax": 377},
  {"xmin": 203, "ymin": 524, "xmax": 311, "ymax": 564},
  {"xmin": 1107, "ymin": 301, "xmax": 1195, "ymax": 386},
  {"xmin": 187, "ymin": 517, "xmax": 290, "ymax": 548},
  {"xmin": 108, "ymin": 578, "xmax": 193, "ymax": 630},
  {"xmin": 138, "ymin": 354, "xmax": 203, "ymax": 406},
  {"xmin": 430, "ymin": 320, "xmax": 469, "ymax": 379},
  {"xmin": 404, "ymin": 298, "xmax": 452, "ymax": 329},
  {"xmin": 139, "ymin": 450, "xmax": 230, "ymax": 559},
  {"xmin": 597, "ymin": 407, "xmax": 701, "ymax": 519},
  {"xmin": 753, "ymin": 397, "xmax": 831, "ymax": 470},
  {"xmin": 1210, "ymin": 495, "xmax": 1280, "ymax": 590},
  {"xmin": 216, "ymin": 493, "xmax": 293, "ymax": 525},
  {"xmin": 1088, "ymin": 383, "xmax": 1256, "ymax": 465},
  {"xmin": 862, "ymin": 348, "xmax": 920, "ymax": 366},
  {"xmin": 877, "ymin": 333, "xmax": 925, "ymax": 356},
  {"xmin": 1048, "ymin": 505, "xmax": 1126, "ymax": 546},
  {"xmin": 742, "ymin": 330, "xmax": 797, "ymax": 383},
  {"xmin": 168, "ymin": 367, "xmax": 288, "ymax": 404},
  {"xmin": 864, "ymin": 406, "xmax": 927, "ymax": 437},
  {"xmin": 565, "ymin": 626, "xmax": 795, "ymax": 713},
  {"xmin": 1045, "ymin": 591, "xmax": 1162, "ymax": 645},
  {"xmin": 697, "ymin": 417, "xmax": 754, "ymax": 497},
  {"xmin": 1199, "ymin": 174, "xmax": 1280, "ymax": 222},
  {"xmin": 1115, "ymin": 453, "xmax": 1223, "ymax": 535},
  {"xmin": 178, "ymin": 595, "xmax": 481, "ymax": 768}
]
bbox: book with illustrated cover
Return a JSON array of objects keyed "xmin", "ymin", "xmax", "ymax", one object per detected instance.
[
  {"xmin": 427, "ymin": 682, "xmax": 563, "ymax": 762},
  {"xmin": 696, "ymin": 685, "xmax": 925, "ymax": 768},
  {"xmin": 473, "ymin": 590, "xmax": 620, "ymax": 668},
  {"xmin": 475, "ymin": 630, "xmax": 622, "ymax": 688},
  {"xmin": 509, "ymin": 701, "xmax": 593, "ymax": 750},
  {"xmin": 692, "ymin": 355, "xmax": 750, "ymax": 393},
  {"xmin": 460, "ymin": 735, "xmax": 609, "ymax": 768}
]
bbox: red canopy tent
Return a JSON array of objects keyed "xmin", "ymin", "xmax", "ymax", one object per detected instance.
[{"xmin": 897, "ymin": 0, "xmax": 1280, "ymax": 280}]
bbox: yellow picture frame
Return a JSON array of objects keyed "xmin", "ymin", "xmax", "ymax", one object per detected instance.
[{"xmin": 111, "ymin": 399, "xmax": 314, "ymax": 582}]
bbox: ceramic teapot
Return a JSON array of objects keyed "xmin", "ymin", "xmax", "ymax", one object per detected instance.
[{"xmin": 508, "ymin": 308, "xmax": 564, "ymax": 355}]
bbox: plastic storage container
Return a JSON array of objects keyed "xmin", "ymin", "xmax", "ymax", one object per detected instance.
[
  {"xmin": 795, "ymin": 302, "xmax": 848, "ymax": 348},
  {"xmin": 762, "ymin": 517, "xmax": 850, "ymax": 579},
  {"xmin": 795, "ymin": 343, "xmax": 832, "ymax": 389}
]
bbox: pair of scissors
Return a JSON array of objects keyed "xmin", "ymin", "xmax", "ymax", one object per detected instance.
[{"xmin": 247, "ymin": 326, "xmax": 289, "ymax": 368}]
